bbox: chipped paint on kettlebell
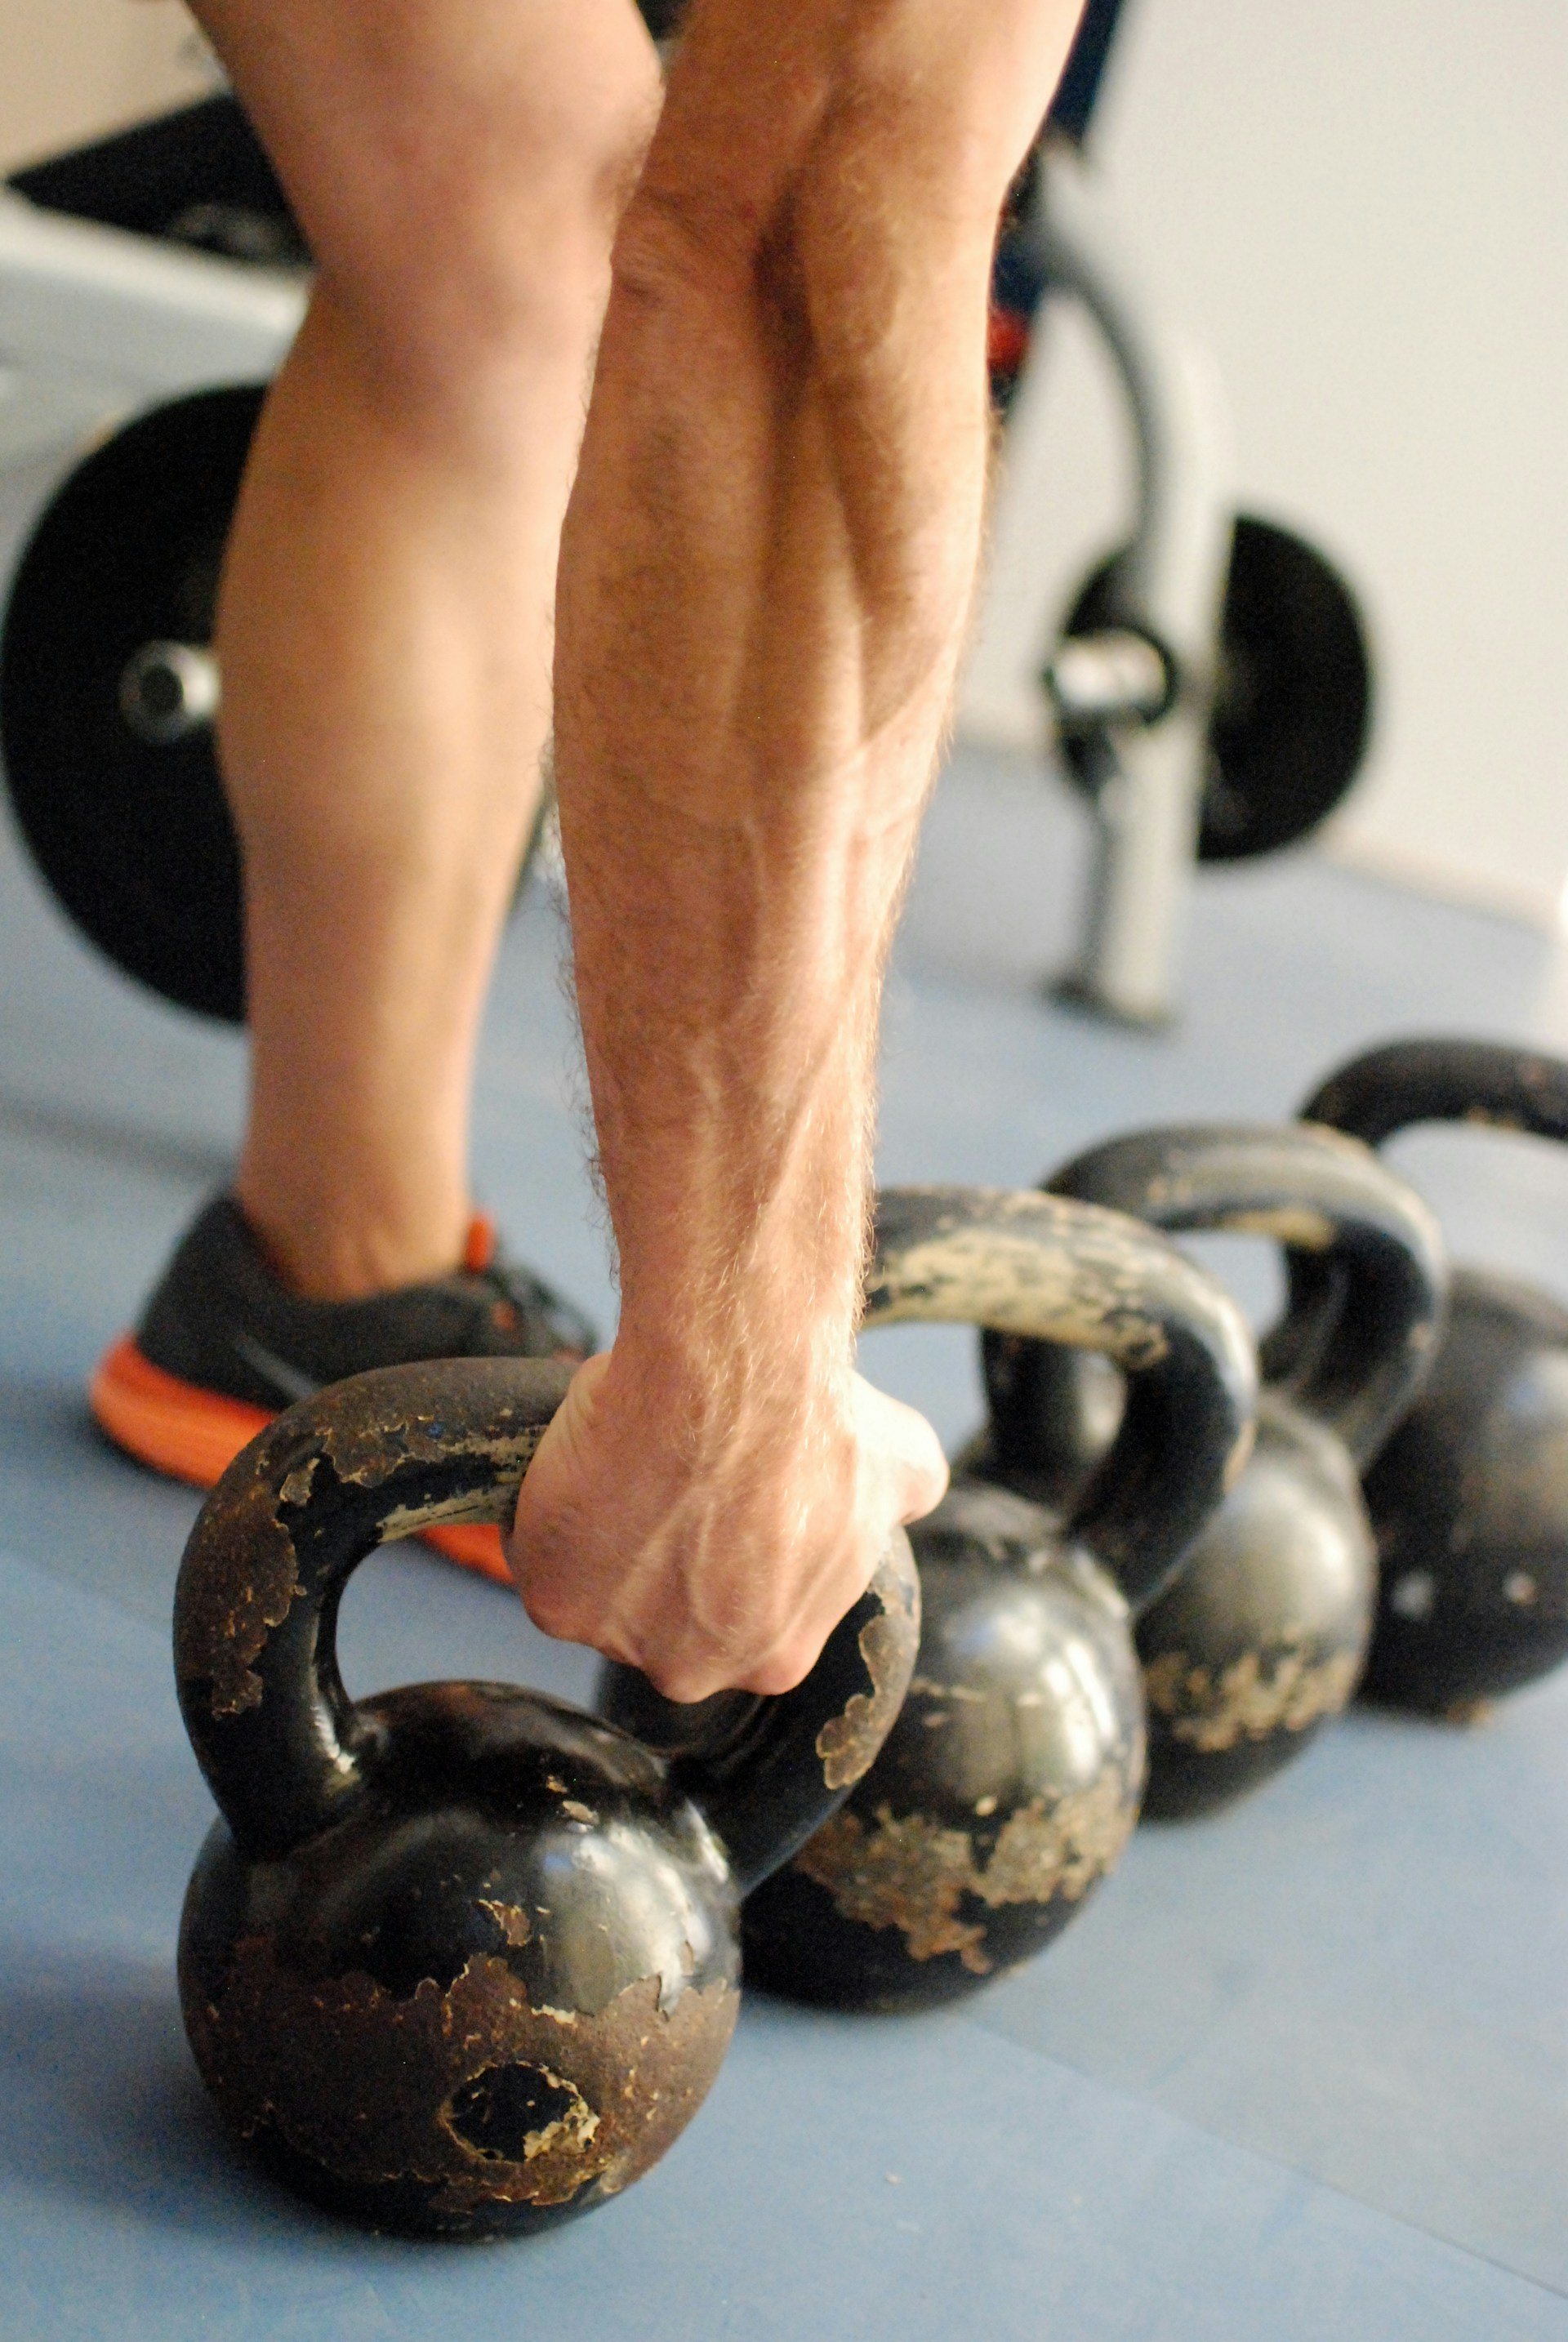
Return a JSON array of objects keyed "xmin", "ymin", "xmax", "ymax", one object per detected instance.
[
  {"xmin": 742, "ymin": 1481, "xmax": 1150, "ymax": 2012},
  {"xmin": 816, "ymin": 1603, "xmax": 920, "ymax": 1790},
  {"xmin": 789, "ymin": 1761, "xmax": 1141, "ymax": 1976},
  {"xmin": 183, "ymin": 1927, "xmax": 737, "ymax": 2226},
  {"xmin": 867, "ymin": 1190, "xmax": 1174, "ymax": 1370}
]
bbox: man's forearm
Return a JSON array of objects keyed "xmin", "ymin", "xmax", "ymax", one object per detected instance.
[
  {"xmin": 559, "ymin": 724, "xmax": 935, "ymax": 1387},
  {"xmin": 555, "ymin": 11, "xmax": 998, "ymax": 1408},
  {"xmin": 519, "ymin": 0, "xmax": 1084, "ymax": 1697}
]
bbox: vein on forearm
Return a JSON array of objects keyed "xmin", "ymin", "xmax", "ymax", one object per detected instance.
[
  {"xmin": 554, "ymin": 42, "xmax": 997, "ymax": 1407},
  {"xmin": 564, "ymin": 768, "xmax": 914, "ymax": 1362}
]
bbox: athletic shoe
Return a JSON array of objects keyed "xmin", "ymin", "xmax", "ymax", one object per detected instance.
[{"xmin": 90, "ymin": 1195, "xmax": 595, "ymax": 1583}]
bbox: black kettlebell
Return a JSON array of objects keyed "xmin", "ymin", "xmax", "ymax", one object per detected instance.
[
  {"xmin": 174, "ymin": 1357, "xmax": 920, "ymax": 2237},
  {"xmin": 1303, "ymin": 1038, "xmax": 1568, "ymax": 1716},
  {"xmin": 608, "ymin": 1187, "xmax": 1257, "ymax": 2013},
  {"xmin": 975, "ymin": 1127, "xmax": 1446, "ymax": 1817}
]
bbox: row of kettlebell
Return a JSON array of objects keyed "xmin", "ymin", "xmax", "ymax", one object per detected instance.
[
  {"xmin": 169, "ymin": 1033, "xmax": 1567, "ymax": 2233},
  {"xmin": 989, "ymin": 1031, "xmax": 1568, "ymax": 1735},
  {"xmin": 732, "ymin": 1032, "xmax": 1568, "ymax": 2016}
]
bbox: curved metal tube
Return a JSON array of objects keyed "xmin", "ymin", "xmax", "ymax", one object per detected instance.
[{"xmin": 1022, "ymin": 149, "xmax": 1235, "ymax": 1025}]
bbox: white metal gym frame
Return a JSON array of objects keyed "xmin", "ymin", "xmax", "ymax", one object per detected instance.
[
  {"xmin": 0, "ymin": 185, "xmax": 304, "ymax": 439},
  {"xmin": 1028, "ymin": 149, "xmax": 1236, "ymax": 1027}
]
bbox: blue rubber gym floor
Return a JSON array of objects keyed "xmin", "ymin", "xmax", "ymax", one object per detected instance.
[{"xmin": 2, "ymin": 736, "xmax": 1566, "ymax": 2340}]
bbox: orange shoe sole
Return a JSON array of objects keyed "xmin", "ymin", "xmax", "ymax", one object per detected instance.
[{"xmin": 89, "ymin": 1334, "xmax": 513, "ymax": 1588}]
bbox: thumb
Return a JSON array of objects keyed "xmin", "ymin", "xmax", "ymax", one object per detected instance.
[{"xmin": 507, "ymin": 1349, "xmax": 614, "ymax": 1550}]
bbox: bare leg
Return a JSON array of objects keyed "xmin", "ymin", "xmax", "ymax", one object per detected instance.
[
  {"xmin": 190, "ymin": 0, "xmax": 661, "ymax": 1297},
  {"xmin": 513, "ymin": 0, "xmax": 1085, "ymax": 1696}
]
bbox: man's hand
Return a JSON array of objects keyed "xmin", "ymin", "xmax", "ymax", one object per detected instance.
[{"xmin": 506, "ymin": 1347, "xmax": 947, "ymax": 1701}]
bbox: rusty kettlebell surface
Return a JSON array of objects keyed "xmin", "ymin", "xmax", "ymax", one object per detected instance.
[
  {"xmin": 977, "ymin": 1126, "xmax": 1447, "ymax": 1816},
  {"xmin": 173, "ymin": 1356, "xmax": 919, "ymax": 2237},
  {"xmin": 604, "ymin": 1187, "xmax": 1258, "ymax": 2014},
  {"xmin": 1303, "ymin": 1038, "xmax": 1568, "ymax": 1716}
]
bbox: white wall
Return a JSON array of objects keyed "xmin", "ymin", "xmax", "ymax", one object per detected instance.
[
  {"xmin": 1, "ymin": 0, "xmax": 212, "ymax": 173},
  {"xmin": 961, "ymin": 0, "xmax": 1568, "ymax": 926}
]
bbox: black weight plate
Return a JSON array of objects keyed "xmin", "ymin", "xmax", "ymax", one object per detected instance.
[
  {"xmin": 0, "ymin": 385, "xmax": 264, "ymax": 1020},
  {"xmin": 1057, "ymin": 514, "xmax": 1374, "ymax": 862},
  {"xmin": 8, "ymin": 94, "xmax": 305, "ymax": 264}
]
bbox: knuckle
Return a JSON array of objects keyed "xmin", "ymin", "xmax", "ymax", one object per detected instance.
[
  {"xmin": 639, "ymin": 1656, "xmax": 722, "ymax": 1705},
  {"xmin": 741, "ymin": 1634, "xmax": 820, "ymax": 1699},
  {"xmin": 520, "ymin": 1579, "xmax": 581, "ymax": 1644},
  {"xmin": 903, "ymin": 1452, "xmax": 950, "ymax": 1521}
]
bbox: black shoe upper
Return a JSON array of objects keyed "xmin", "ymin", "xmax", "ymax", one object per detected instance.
[{"xmin": 137, "ymin": 1195, "xmax": 597, "ymax": 1409}]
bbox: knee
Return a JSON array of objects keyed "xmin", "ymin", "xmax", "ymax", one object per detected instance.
[
  {"xmin": 605, "ymin": 11, "xmax": 1027, "ymax": 340},
  {"xmin": 291, "ymin": 18, "xmax": 662, "ymax": 407}
]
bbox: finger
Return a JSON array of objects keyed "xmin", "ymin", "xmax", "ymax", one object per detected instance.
[
  {"xmin": 635, "ymin": 1652, "xmax": 752, "ymax": 1703},
  {"xmin": 729, "ymin": 1606, "xmax": 846, "ymax": 1698},
  {"xmin": 523, "ymin": 1348, "xmax": 616, "ymax": 1486},
  {"xmin": 505, "ymin": 1351, "xmax": 614, "ymax": 1552},
  {"xmin": 853, "ymin": 1378, "xmax": 949, "ymax": 1521},
  {"xmin": 626, "ymin": 1556, "xmax": 860, "ymax": 1700}
]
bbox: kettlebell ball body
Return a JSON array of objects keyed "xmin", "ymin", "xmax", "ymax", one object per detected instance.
[
  {"xmin": 733, "ymin": 1476, "xmax": 1148, "ymax": 2011},
  {"xmin": 174, "ymin": 1356, "xmax": 919, "ymax": 2237},
  {"xmin": 608, "ymin": 1187, "xmax": 1259, "ymax": 2014},
  {"xmin": 976, "ymin": 1125, "xmax": 1447, "ymax": 1817},
  {"xmin": 1303, "ymin": 1037, "xmax": 1568, "ymax": 1716}
]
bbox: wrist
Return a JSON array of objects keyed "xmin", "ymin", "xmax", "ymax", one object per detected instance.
[
  {"xmin": 601, "ymin": 1088, "xmax": 870, "ymax": 1387},
  {"xmin": 603, "ymin": 1298, "xmax": 859, "ymax": 1451}
]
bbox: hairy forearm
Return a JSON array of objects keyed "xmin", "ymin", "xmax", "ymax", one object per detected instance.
[
  {"xmin": 554, "ymin": 67, "xmax": 997, "ymax": 1410},
  {"xmin": 555, "ymin": 383, "xmax": 974, "ymax": 1431},
  {"xmin": 563, "ymin": 756, "xmax": 920, "ymax": 1405},
  {"xmin": 522, "ymin": 0, "xmax": 1084, "ymax": 1694}
]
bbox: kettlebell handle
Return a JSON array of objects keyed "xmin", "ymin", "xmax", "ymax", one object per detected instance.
[
  {"xmin": 1301, "ymin": 1037, "xmax": 1568, "ymax": 1152},
  {"xmin": 173, "ymin": 1356, "xmax": 919, "ymax": 1877},
  {"xmin": 868, "ymin": 1187, "xmax": 1257, "ymax": 1612},
  {"xmin": 1044, "ymin": 1125, "xmax": 1447, "ymax": 1469}
]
